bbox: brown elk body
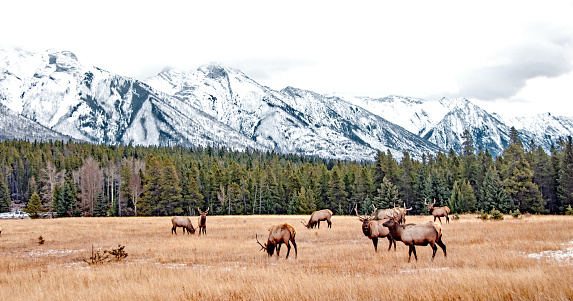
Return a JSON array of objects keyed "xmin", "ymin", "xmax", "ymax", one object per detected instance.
[
  {"xmin": 356, "ymin": 204, "xmax": 395, "ymax": 252},
  {"xmin": 372, "ymin": 207, "xmax": 399, "ymax": 220},
  {"xmin": 256, "ymin": 223, "xmax": 297, "ymax": 259},
  {"xmin": 383, "ymin": 219, "xmax": 447, "ymax": 262},
  {"xmin": 425, "ymin": 198, "xmax": 450, "ymax": 224},
  {"xmin": 171, "ymin": 217, "xmax": 196, "ymax": 235},
  {"xmin": 301, "ymin": 209, "xmax": 333, "ymax": 229},
  {"xmin": 197, "ymin": 207, "xmax": 209, "ymax": 236}
]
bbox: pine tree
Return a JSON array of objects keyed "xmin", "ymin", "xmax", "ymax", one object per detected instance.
[
  {"xmin": 24, "ymin": 192, "xmax": 44, "ymax": 218},
  {"xmin": 459, "ymin": 179, "xmax": 477, "ymax": 213},
  {"xmin": 327, "ymin": 166, "xmax": 347, "ymax": 214},
  {"xmin": 557, "ymin": 136, "xmax": 573, "ymax": 213},
  {"xmin": 139, "ymin": 155, "xmax": 162, "ymax": 216},
  {"xmin": 505, "ymin": 156, "xmax": 545, "ymax": 213},
  {"xmin": 158, "ymin": 159, "xmax": 183, "ymax": 215},
  {"xmin": 448, "ymin": 181, "xmax": 463, "ymax": 214},
  {"xmin": 374, "ymin": 177, "xmax": 400, "ymax": 209},
  {"xmin": 480, "ymin": 166, "xmax": 513, "ymax": 213},
  {"xmin": 94, "ymin": 192, "xmax": 109, "ymax": 217},
  {"xmin": 0, "ymin": 172, "xmax": 11, "ymax": 213}
]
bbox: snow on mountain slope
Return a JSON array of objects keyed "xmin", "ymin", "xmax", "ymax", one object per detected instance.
[
  {"xmin": 508, "ymin": 113, "xmax": 573, "ymax": 149},
  {"xmin": 145, "ymin": 64, "xmax": 443, "ymax": 160},
  {"xmin": 421, "ymin": 98, "xmax": 513, "ymax": 155},
  {"xmin": 0, "ymin": 49, "xmax": 266, "ymax": 152},
  {"xmin": 0, "ymin": 103, "xmax": 73, "ymax": 142}
]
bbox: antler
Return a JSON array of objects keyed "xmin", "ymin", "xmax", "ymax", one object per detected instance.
[{"xmin": 255, "ymin": 233, "xmax": 266, "ymax": 251}]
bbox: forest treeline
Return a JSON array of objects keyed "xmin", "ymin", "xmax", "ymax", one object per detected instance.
[{"xmin": 1, "ymin": 128, "xmax": 572, "ymax": 218}]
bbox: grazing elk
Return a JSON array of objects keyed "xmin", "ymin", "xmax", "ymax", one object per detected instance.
[
  {"xmin": 301, "ymin": 209, "xmax": 333, "ymax": 229},
  {"xmin": 425, "ymin": 198, "xmax": 450, "ymax": 224},
  {"xmin": 256, "ymin": 223, "xmax": 298, "ymax": 259},
  {"xmin": 171, "ymin": 217, "xmax": 196, "ymax": 235},
  {"xmin": 356, "ymin": 205, "xmax": 395, "ymax": 252},
  {"xmin": 383, "ymin": 218, "xmax": 447, "ymax": 262},
  {"xmin": 197, "ymin": 207, "xmax": 209, "ymax": 236}
]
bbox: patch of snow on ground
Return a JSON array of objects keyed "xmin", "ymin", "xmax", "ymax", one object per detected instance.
[{"xmin": 527, "ymin": 241, "xmax": 573, "ymax": 265}]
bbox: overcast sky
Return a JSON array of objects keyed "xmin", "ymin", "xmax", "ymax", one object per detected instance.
[{"xmin": 1, "ymin": 0, "xmax": 572, "ymax": 118}]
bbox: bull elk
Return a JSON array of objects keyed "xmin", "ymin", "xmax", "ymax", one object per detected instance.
[
  {"xmin": 301, "ymin": 209, "xmax": 333, "ymax": 229},
  {"xmin": 425, "ymin": 198, "xmax": 450, "ymax": 224},
  {"xmin": 256, "ymin": 223, "xmax": 297, "ymax": 259},
  {"xmin": 171, "ymin": 217, "xmax": 196, "ymax": 235},
  {"xmin": 383, "ymin": 218, "xmax": 447, "ymax": 262},
  {"xmin": 371, "ymin": 204, "xmax": 399, "ymax": 221},
  {"xmin": 394, "ymin": 203, "xmax": 413, "ymax": 224},
  {"xmin": 197, "ymin": 207, "xmax": 209, "ymax": 236},
  {"xmin": 355, "ymin": 205, "xmax": 395, "ymax": 252}
]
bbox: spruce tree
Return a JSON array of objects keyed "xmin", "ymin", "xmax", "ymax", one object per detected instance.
[
  {"xmin": 327, "ymin": 166, "xmax": 347, "ymax": 214},
  {"xmin": 94, "ymin": 192, "xmax": 109, "ymax": 217},
  {"xmin": 480, "ymin": 167, "xmax": 513, "ymax": 213},
  {"xmin": 24, "ymin": 192, "xmax": 44, "ymax": 218},
  {"xmin": 557, "ymin": 136, "xmax": 573, "ymax": 213},
  {"xmin": 505, "ymin": 156, "xmax": 545, "ymax": 213},
  {"xmin": 0, "ymin": 172, "xmax": 11, "ymax": 213},
  {"xmin": 374, "ymin": 177, "xmax": 400, "ymax": 209},
  {"xmin": 158, "ymin": 159, "xmax": 183, "ymax": 215}
]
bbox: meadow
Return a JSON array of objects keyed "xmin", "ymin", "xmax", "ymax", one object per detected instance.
[{"xmin": 1, "ymin": 214, "xmax": 573, "ymax": 300}]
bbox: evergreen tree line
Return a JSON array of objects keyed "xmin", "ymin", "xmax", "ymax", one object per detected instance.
[{"xmin": 1, "ymin": 129, "xmax": 572, "ymax": 218}]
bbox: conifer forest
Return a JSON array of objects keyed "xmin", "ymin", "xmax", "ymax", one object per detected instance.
[{"xmin": 1, "ymin": 129, "xmax": 572, "ymax": 218}]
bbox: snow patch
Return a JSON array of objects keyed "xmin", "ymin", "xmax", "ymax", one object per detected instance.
[{"xmin": 527, "ymin": 241, "xmax": 573, "ymax": 265}]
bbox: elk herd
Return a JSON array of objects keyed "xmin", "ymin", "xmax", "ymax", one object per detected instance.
[{"xmin": 170, "ymin": 199, "xmax": 449, "ymax": 262}]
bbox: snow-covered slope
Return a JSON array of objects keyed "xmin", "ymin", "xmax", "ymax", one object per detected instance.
[
  {"xmin": 0, "ymin": 102, "xmax": 73, "ymax": 142},
  {"xmin": 507, "ymin": 113, "xmax": 573, "ymax": 149}
]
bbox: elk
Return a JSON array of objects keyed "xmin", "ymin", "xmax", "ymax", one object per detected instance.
[
  {"xmin": 383, "ymin": 218, "xmax": 447, "ymax": 262},
  {"xmin": 301, "ymin": 209, "xmax": 333, "ymax": 229},
  {"xmin": 425, "ymin": 198, "xmax": 450, "ymax": 224},
  {"xmin": 256, "ymin": 223, "xmax": 297, "ymax": 259},
  {"xmin": 394, "ymin": 203, "xmax": 413, "ymax": 224},
  {"xmin": 356, "ymin": 205, "xmax": 395, "ymax": 252},
  {"xmin": 371, "ymin": 205, "xmax": 400, "ymax": 221},
  {"xmin": 171, "ymin": 217, "xmax": 196, "ymax": 235},
  {"xmin": 197, "ymin": 207, "xmax": 209, "ymax": 236}
]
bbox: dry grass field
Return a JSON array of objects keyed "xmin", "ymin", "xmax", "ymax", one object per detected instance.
[{"xmin": 1, "ymin": 214, "xmax": 573, "ymax": 300}]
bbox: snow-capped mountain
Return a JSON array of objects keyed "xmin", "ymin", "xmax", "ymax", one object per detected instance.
[
  {"xmin": 0, "ymin": 102, "xmax": 73, "ymax": 142},
  {"xmin": 507, "ymin": 113, "xmax": 573, "ymax": 149},
  {"xmin": 0, "ymin": 49, "xmax": 266, "ymax": 151},
  {"xmin": 1, "ymin": 48, "xmax": 572, "ymax": 160},
  {"xmin": 144, "ymin": 64, "xmax": 442, "ymax": 160}
]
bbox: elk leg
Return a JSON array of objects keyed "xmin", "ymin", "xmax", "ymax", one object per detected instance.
[
  {"xmin": 408, "ymin": 245, "xmax": 418, "ymax": 262},
  {"xmin": 372, "ymin": 237, "xmax": 378, "ymax": 252},
  {"xmin": 431, "ymin": 242, "xmax": 437, "ymax": 260},
  {"xmin": 172, "ymin": 226, "xmax": 177, "ymax": 235},
  {"xmin": 327, "ymin": 220, "xmax": 332, "ymax": 228},
  {"xmin": 437, "ymin": 216, "xmax": 442, "ymax": 224},
  {"xmin": 285, "ymin": 242, "xmax": 291, "ymax": 259},
  {"xmin": 386, "ymin": 236, "xmax": 394, "ymax": 251},
  {"xmin": 446, "ymin": 215, "xmax": 450, "ymax": 224},
  {"xmin": 291, "ymin": 239, "xmax": 297, "ymax": 259},
  {"xmin": 317, "ymin": 221, "xmax": 320, "ymax": 229},
  {"xmin": 276, "ymin": 244, "xmax": 281, "ymax": 257},
  {"xmin": 437, "ymin": 239, "xmax": 447, "ymax": 257}
]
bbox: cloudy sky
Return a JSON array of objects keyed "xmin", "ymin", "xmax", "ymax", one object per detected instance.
[{"xmin": 1, "ymin": 0, "xmax": 572, "ymax": 118}]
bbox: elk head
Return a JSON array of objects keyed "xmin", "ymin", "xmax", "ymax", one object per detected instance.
[
  {"xmin": 424, "ymin": 198, "xmax": 437, "ymax": 212},
  {"xmin": 256, "ymin": 233, "xmax": 275, "ymax": 256}
]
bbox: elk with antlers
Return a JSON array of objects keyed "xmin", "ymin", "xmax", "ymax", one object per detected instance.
[
  {"xmin": 425, "ymin": 198, "xmax": 450, "ymax": 224},
  {"xmin": 256, "ymin": 223, "xmax": 298, "ymax": 259},
  {"xmin": 355, "ymin": 205, "xmax": 395, "ymax": 252},
  {"xmin": 301, "ymin": 209, "xmax": 333, "ymax": 229},
  {"xmin": 197, "ymin": 207, "xmax": 209, "ymax": 236}
]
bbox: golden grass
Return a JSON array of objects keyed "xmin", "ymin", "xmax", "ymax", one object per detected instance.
[{"xmin": 1, "ymin": 214, "xmax": 573, "ymax": 300}]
